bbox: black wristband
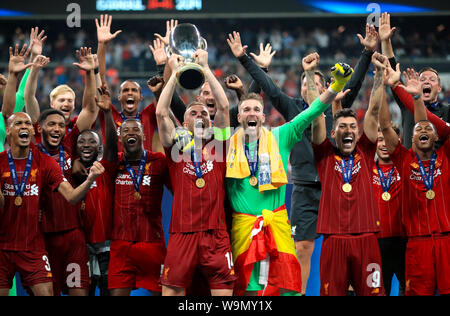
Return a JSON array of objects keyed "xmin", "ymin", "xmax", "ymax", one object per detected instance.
[{"xmin": 94, "ymin": 68, "xmax": 99, "ymax": 75}]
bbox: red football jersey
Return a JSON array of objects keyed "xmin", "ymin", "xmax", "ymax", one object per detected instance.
[
  {"xmin": 0, "ymin": 144, "xmax": 65, "ymax": 251},
  {"xmin": 39, "ymin": 126, "xmax": 81, "ymax": 233},
  {"xmin": 102, "ymin": 150, "xmax": 170, "ymax": 243},
  {"xmin": 371, "ymin": 162, "xmax": 404, "ymax": 238},
  {"xmin": 390, "ymin": 140, "xmax": 450, "ymax": 237},
  {"xmin": 165, "ymin": 140, "xmax": 228, "ymax": 233},
  {"xmin": 313, "ymin": 133, "xmax": 381, "ymax": 235},
  {"xmin": 78, "ymin": 171, "xmax": 113, "ymax": 244},
  {"xmin": 98, "ymin": 104, "xmax": 157, "ymax": 153}
]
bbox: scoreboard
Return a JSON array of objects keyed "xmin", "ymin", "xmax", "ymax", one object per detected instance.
[{"xmin": 0, "ymin": 0, "xmax": 449, "ymax": 18}]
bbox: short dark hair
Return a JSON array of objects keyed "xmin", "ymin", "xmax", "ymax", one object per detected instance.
[
  {"xmin": 183, "ymin": 101, "xmax": 210, "ymax": 121},
  {"xmin": 419, "ymin": 67, "xmax": 441, "ymax": 85},
  {"xmin": 38, "ymin": 109, "xmax": 66, "ymax": 125},
  {"xmin": 77, "ymin": 129, "xmax": 101, "ymax": 145},
  {"xmin": 119, "ymin": 118, "xmax": 144, "ymax": 134},
  {"xmin": 238, "ymin": 93, "xmax": 264, "ymax": 111},
  {"xmin": 333, "ymin": 108, "xmax": 357, "ymax": 128},
  {"xmin": 414, "ymin": 119, "xmax": 436, "ymax": 133},
  {"xmin": 119, "ymin": 80, "xmax": 142, "ymax": 94},
  {"xmin": 301, "ymin": 70, "xmax": 326, "ymax": 88}
]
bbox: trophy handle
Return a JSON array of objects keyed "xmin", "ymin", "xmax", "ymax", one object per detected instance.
[
  {"xmin": 165, "ymin": 46, "xmax": 172, "ymax": 58},
  {"xmin": 200, "ymin": 37, "xmax": 207, "ymax": 51}
]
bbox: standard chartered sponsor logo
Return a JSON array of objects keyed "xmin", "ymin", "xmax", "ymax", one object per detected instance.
[
  {"xmin": 409, "ymin": 168, "xmax": 441, "ymax": 182},
  {"xmin": 115, "ymin": 174, "xmax": 152, "ymax": 186},
  {"xmin": 183, "ymin": 161, "xmax": 214, "ymax": 176},
  {"xmin": 2, "ymin": 184, "xmax": 39, "ymax": 196}
]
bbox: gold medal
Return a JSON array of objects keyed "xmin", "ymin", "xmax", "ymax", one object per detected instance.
[
  {"xmin": 426, "ymin": 190, "xmax": 435, "ymax": 200},
  {"xmin": 14, "ymin": 196, "xmax": 22, "ymax": 206},
  {"xmin": 249, "ymin": 176, "xmax": 258, "ymax": 187},
  {"xmin": 80, "ymin": 201, "xmax": 86, "ymax": 211},
  {"xmin": 382, "ymin": 192, "xmax": 391, "ymax": 201},
  {"xmin": 134, "ymin": 191, "xmax": 141, "ymax": 201},
  {"xmin": 342, "ymin": 183, "xmax": 352, "ymax": 193},
  {"xmin": 196, "ymin": 178, "xmax": 205, "ymax": 189}
]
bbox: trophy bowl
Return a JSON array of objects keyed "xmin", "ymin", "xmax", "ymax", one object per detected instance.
[{"xmin": 167, "ymin": 23, "xmax": 208, "ymax": 90}]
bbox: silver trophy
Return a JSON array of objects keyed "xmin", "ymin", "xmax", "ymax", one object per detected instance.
[{"xmin": 166, "ymin": 23, "xmax": 208, "ymax": 90}]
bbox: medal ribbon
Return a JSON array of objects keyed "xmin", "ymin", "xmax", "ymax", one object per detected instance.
[
  {"xmin": 119, "ymin": 111, "xmax": 140, "ymax": 122},
  {"xmin": 416, "ymin": 152, "xmax": 437, "ymax": 192},
  {"xmin": 340, "ymin": 154, "xmax": 354, "ymax": 185},
  {"xmin": 191, "ymin": 149, "xmax": 203, "ymax": 180},
  {"xmin": 124, "ymin": 151, "xmax": 147, "ymax": 193},
  {"xmin": 244, "ymin": 141, "xmax": 259, "ymax": 179},
  {"xmin": 39, "ymin": 144, "xmax": 65, "ymax": 173},
  {"xmin": 7, "ymin": 149, "xmax": 33, "ymax": 198},
  {"xmin": 376, "ymin": 163, "xmax": 395, "ymax": 193}
]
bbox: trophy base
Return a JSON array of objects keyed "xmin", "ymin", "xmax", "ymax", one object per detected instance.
[{"xmin": 177, "ymin": 63, "xmax": 205, "ymax": 90}]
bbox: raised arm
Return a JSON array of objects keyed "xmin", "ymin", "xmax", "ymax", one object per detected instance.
[
  {"xmin": 149, "ymin": 37, "xmax": 168, "ymax": 80},
  {"xmin": 24, "ymin": 55, "xmax": 50, "ymax": 123},
  {"xmin": 224, "ymin": 74, "xmax": 246, "ymax": 101},
  {"xmin": 379, "ymin": 12, "xmax": 396, "ymax": 59},
  {"xmin": 364, "ymin": 52, "xmax": 387, "ymax": 143},
  {"xmin": 224, "ymin": 74, "xmax": 245, "ymax": 128},
  {"xmin": 95, "ymin": 85, "xmax": 117, "ymax": 162},
  {"xmin": 311, "ymin": 63, "xmax": 353, "ymax": 145},
  {"xmin": 340, "ymin": 24, "xmax": 378, "ymax": 108},
  {"xmin": 154, "ymin": 19, "xmax": 178, "ymax": 48},
  {"xmin": 58, "ymin": 161, "xmax": 104, "ymax": 204},
  {"xmin": 152, "ymin": 19, "xmax": 178, "ymax": 84},
  {"xmin": 227, "ymin": 31, "xmax": 298, "ymax": 121},
  {"xmin": 194, "ymin": 49, "xmax": 229, "ymax": 129},
  {"xmin": 2, "ymin": 44, "xmax": 32, "ymax": 121},
  {"xmin": 248, "ymin": 43, "xmax": 276, "ymax": 94},
  {"xmin": 73, "ymin": 47, "xmax": 99, "ymax": 132},
  {"xmin": 156, "ymin": 55, "xmax": 181, "ymax": 148},
  {"xmin": 395, "ymin": 68, "xmax": 450, "ymax": 139},
  {"xmin": 302, "ymin": 52, "xmax": 321, "ymax": 105},
  {"xmin": 149, "ymin": 35, "xmax": 186, "ymax": 124},
  {"xmin": 380, "ymin": 62, "xmax": 401, "ymax": 153},
  {"xmin": 378, "ymin": 11, "xmax": 411, "ymax": 119},
  {"xmin": 96, "ymin": 14, "xmax": 122, "ymax": 86},
  {"xmin": 303, "ymin": 52, "xmax": 326, "ymax": 144},
  {"xmin": 16, "ymin": 27, "xmax": 48, "ymax": 121},
  {"xmin": 28, "ymin": 27, "xmax": 47, "ymax": 65},
  {"xmin": 400, "ymin": 68, "xmax": 427, "ymax": 123}
]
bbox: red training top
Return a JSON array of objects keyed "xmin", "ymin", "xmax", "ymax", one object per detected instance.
[
  {"xmin": 102, "ymin": 150, "xmax": 170, "ymax": 243},
  {"xmin": 313, "ymin": 133, "xmax": 381, "ymax": 235},
  {"xmin": 164, "ymin": 140, "xmax": 228, "ymax": 234},
  {"xmin": 390, "ymin": 140, "xmax": 450, "ymax": 237},
  {"xmin": 371, "ymin": 162, "xmax": 405, "ymax": 238},
  {"xmin": 0, "ymin": 144, "xmax": 65, "ymax": 251},
  {"xmin": 39, "ymin": 126, "xmax": 81, "ymax": 233}
]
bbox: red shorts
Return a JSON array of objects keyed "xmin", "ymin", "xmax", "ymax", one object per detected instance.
[
  {"xmin": 405, "ymin": 234, "xmax": 450, "ymax": 296},
  {"xmin": 0, "ymin": 249, "xmax": 53, "ymax": 289},
  {"xmin": 161, "ymin": 230, "xmax": 236, "ymax": 290},
  {"xmin": 108, "ymin": 240, "xmax": 166, "ymax": 292},
  {"xmin": 44, "ymin": 228, "xmax": 90, "ymax": 295},
  {"xmin": 320, "ymin": 233, "xmax": 385, "ymax": 296}
]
